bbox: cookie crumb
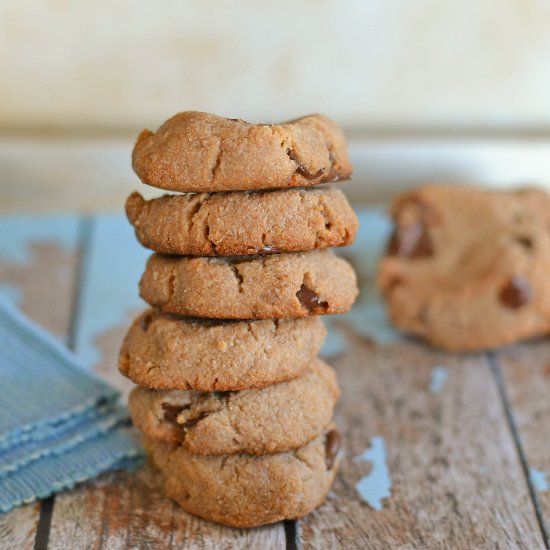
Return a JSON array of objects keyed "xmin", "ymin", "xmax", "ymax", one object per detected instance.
[{"xmin": 216, "ymin": 340, "xmax": 228, "ymax": 351}]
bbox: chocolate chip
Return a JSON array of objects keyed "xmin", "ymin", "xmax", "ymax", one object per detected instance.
[
  {"xmin": 287, "ymin": 148, "xmax": 325, "ymax": 180},
  {"xmin": 499, "ymin": 276, "xmax": 532, "ymax": 308},
  {"xmin": 296, "ymin": 284, "xmax": 329, "ymax": 313},
  {"xmin": 325, "ymin": 430, "xmax": 342, "ymax": 470},
  {"xmin": 515, "ymin": 236, "xmax": 533, "ymax": 250},
  {"xmin": 161, "ymin": 403, "xmax": 186, "ymax": 423},
  {"xmin": 296, "ymin": 165, "xmax": 325, "ymax": 180},
  {"xmin": 180, "ymin": 411, "xmax": 210, "ymax": 429},
  {"xmin": 140, "ymin": 313, "xmax": 153, "ymax": 331},
  {"xmin": 387, "ymin": 221, "xmax": 433, "ymax": 259},
  {"xmin": 162, "ymin": 404, "xmax": 209, "ymax": 428}
]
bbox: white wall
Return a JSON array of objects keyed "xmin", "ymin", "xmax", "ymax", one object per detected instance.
[{"xmin": 1, "ymin": 0, "xmax": 550, "ymax": 133}]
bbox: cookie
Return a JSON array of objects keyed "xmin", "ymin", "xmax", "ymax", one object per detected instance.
[
  {"xmin": 145, "ymin": 426, "xmax": 342, "ymax": 528},
  {"xmin": 119, "ymin": 310, "xmax": 326, "ymax": 391},
  {"xmin": 125, "ymin": 186, "xmax": 358, "ymax": 256},
  {"xmin": 139, "ymin": 250, "xmax": 358, "ymax": 319},
  {"xmin": 378, "ymin": 185, "xmax": 550, "ymax": 351},
  {"xmin": 132, "ymin": 112, "xmax": 352, "ymax": 192},
  {"xmin": 128, "ymin": 359, "xmax": 339, "ymax": 455}
]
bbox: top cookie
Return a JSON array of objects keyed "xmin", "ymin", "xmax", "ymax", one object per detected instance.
[
  {"xmin": 378, "ymin": 185, "xmax": 550, "ymax": 351},
  {"xmin": 132, "ymin": 112, "xmax": 352, "ymax": 192}
]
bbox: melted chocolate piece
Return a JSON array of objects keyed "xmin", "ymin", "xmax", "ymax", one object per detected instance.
[
  {"xmin": 296, "ymin": 165, "xmax": 325, "ymax": 180},
  {"xmin": 296, "ymin": 284, "xmax": 329, "ymax": 313},
  {"xmin": 515, "ymin": 235, "xmax": 533, "ymax": 250},
  {"xmin": 161, "ymin": 403, "xmax": 186, "ymax": 423},
  {"xmin": 287, "ymin": 148, "xmax": 325, "ymax": 180},
  {"xmin": 499, "ymin": 276, "xmax": 532, "ymax": 309},
  {"xmin": 387, "ymin": 221, "xmax": 433, "ymax": 259},
  {"xmin": 162, "ymin": 403, "xmax": 209, "ymax": 428},
  {"xmin": 140, "ymin": 313, "xmax": 153, "ymax": 331},
  {"xmin": 180, "ymin": 411, "xmax": 210, "ymax": 429},
  {"xmin": 325, "ymin": 430, "xmax": 342, "ymax": 470}
]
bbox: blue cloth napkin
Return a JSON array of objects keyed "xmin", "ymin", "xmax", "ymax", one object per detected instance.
[{"xmin": 0, "ymin": 297, "xmax": 143, "ymax": 513}]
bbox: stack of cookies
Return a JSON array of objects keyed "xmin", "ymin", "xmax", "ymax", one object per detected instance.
[{"xmin": 119, "ymin": 112, "xmax": 359, "ymax": 528}]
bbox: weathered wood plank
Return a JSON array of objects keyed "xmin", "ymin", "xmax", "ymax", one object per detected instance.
[
  {"xmin": 0, "ymin": 215, "xmax": 80, "ymax": 550},
  {"xmin": 496, "ymin": 341, "xmax": 550, "ymax": 547},
  {"xmin": 0, "ymin": 504, "xmax": 42, "ymax": 550},
  {"xmin": 0, "ymin": 216, "xmax": 80, "ymax": 338},
  {"xmin": 300, "ymin": 337, "xmax": 545, "ymax": 550},
  {"xmin": 48, "ymin": 468, "xmax": 285, "ymax": 550},
  {"xmin": 47, "ymin": 214, "xmax": 286, "ymax": 549}
]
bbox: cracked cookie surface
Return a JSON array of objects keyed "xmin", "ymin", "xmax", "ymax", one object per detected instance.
[
  {"xmin": 378, "ymin": 185, "xmax": 550, "ymax": 351},
  {"xmin": 139, "ymin": 250, "xmax": 358, "ymax": 319},
  {"xmin": 125, "ymin": 186, "xmax": 357, "ymax": 256},
  {"xmin": 129, "ymin": 359, "xmax": 339, "ymax": 455},
  {"xmin": 119, "ymin": 310, "xmax": 326, "ymax": 390},
  {"xmin": 145, "ymin": 426, "xmax": 341, "ymax": 528},
  {"xmin": 132, "ymin": 112, "xmax": 351, "ymax": 192}
]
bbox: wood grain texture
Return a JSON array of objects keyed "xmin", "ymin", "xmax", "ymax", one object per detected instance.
[
  {"xmin": 0, "ymin": 505, "xmax": 41, "ymax": 550},
  {"xmin": 301, "ymin": 333, "xmax": 545, "ymax": 550},
  {"xmin": 0, "ymin": 243, "xmax": 76, "ymax": 336},
  {"xmin": 496, "ymin": 340, "xmax": 550, "ymax": 547},
  {"xmin": 0, "ymin": 216, "xmax": 80, "ymax": 549},
  {"xmin": 46, "ymin": 214, "xmax": 286, "ymax": 549},
  {"xmin": 48, "ymin": 467, "xmax": 285, "ymax": 550}
]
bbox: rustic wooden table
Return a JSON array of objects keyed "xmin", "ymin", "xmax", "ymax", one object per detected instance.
[{"xmin": 0, "ymin": 206, "xmax": 548, "ymax": 550}]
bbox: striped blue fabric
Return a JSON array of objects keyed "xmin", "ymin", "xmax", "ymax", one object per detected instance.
[{"xmin": 0, "ymin": 298, "xmax": 143, "ymax": 513}]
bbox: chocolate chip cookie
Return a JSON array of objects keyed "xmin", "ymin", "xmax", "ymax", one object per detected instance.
[
  {"xmin": 378, "ymin": 185, "xmax": 550, "ymax": 351},
  {"xmin": 119, "ymin": 310, "xmax": 326, "ymax": 391},
  {"xmin": 139, "ymin": 250, "xmax": 358, "ymax": 319},
  {"xmin": 132, "ymin": 112, "xmax": 351, "ymax": 192},
  {"xmin": 129, "ymin": 359, "xmax": 339, "ymax": 456},
  {"xmin": 125, "ymin": 186, "xmax": 357, "ymax": 256},
  {"xmin": 145, "ymin": 426, "xmax": 342, "ymax": 528}
]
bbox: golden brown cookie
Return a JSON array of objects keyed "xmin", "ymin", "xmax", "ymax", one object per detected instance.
[
  {"xmin": 145, "ymin": 426, "xmax": 342, "ymax": 528},
  {"xmin": 125, "ymin": 186, "xmax": 358, "ymax": 256},
  {"xmin": 139, "ymin": 250, "xmax": 358, "ymax": 319},
  {"xmin": 128, "ymin": 359, "xmax": 339, "ymax": 456},
  {"xmin": 119, "ymin": 310, "xmax": 326, "ymax": 391},
  {"xmin": 132, "ymin": 112, "xmax": 351, "ymax": 192},
  {"xmin": 378, "ymin": 185, "xmax": 550, "ymax": 351}
]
